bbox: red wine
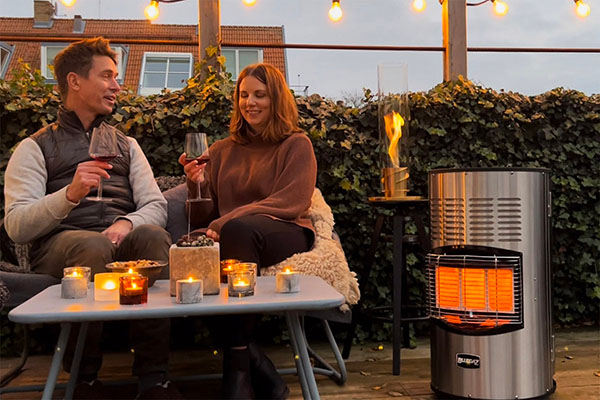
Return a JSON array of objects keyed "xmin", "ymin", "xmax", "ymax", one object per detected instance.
[
  {"xmin": 185, "ymin": 155, "xmax": 210, "ymax": 165},
  {"xmin": 91, "ymin": 154, "xmax": 118, "ymax": 162}
]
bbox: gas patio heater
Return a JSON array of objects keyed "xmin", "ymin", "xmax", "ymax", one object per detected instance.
[
  {"xmin": 378, "ymin": 63, "xmax": 411, "ymax": 199},
  {"xmin": 427, "ymin": 168, "xmax": 555, "ymax": 399}
]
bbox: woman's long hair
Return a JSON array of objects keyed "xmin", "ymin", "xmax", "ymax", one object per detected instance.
[{"xmin": 229, "ymin": 63, "xmax": 301, "ymax": 143}]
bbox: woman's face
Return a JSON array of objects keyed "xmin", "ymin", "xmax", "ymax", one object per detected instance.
[{"xmin": 239, "ymin": 75, "xmax": 271, "ymax": 134}]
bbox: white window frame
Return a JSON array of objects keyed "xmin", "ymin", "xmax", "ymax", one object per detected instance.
[
  {"xmin": 221, "ymin": 48, "xmax": 263, "ymax": 80},
  {"xmin": 138, "ymin": 52, "xmax": 194, "ymax": 96},
  {"xmin": 0, "ymin": 42, "xmax": 14, "ymax": 79},
  {"xmin": 40, "ymin": 43, "xmax": 127, "ymax": 83}
]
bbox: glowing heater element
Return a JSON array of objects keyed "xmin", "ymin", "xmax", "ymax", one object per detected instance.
[
  {"xmin": 60, "ymin": 0, "xmax": 77, "ymax": 6},
  {"xmin": 383, "ymin": 112, "xmax": 405, "ymax": 168},
  {"xmin": 492, "ymin": 0, "xmax": 508, "ymax": 16},
  {"xmin": 145, "ymin": 1, "xmax": 160, "ymax": 21},
  {"xmin": 575, "ymin": 0, "xmax": 591, "ymax": 17},
  {"xmin": 242, "ymin": 0, "xmax": 256, "ymax": 5},
  {"xmin": 329, "ymin": 0, "xmax": 343, "ymax": 22},
  {"xmin": 412, "ymin": 0, "xmax": 426, "ymax": 12}
]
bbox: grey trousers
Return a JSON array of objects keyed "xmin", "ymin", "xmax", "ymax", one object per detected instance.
[{"xmin": 31, "ymin": 224, "xmax": 171, "ymax": 391}]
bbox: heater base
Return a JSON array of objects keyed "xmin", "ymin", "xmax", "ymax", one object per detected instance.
[{"xmin": 431, "ymin": 380, "xmax": 556, "ymax": 400}]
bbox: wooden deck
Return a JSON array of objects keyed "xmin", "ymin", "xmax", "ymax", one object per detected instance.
[{"xmin": 1, "ymin": 328, "xmax": 598, "ymax": 399}]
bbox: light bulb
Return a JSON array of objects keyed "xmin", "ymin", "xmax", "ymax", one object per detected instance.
[
  {"xmin": 412, "ymin": 0, "xmax": 426, "ymax": 12},
  {"xmin": 242, "ymin": 0, "xmax": 256, "ymax": 5},
  {"xmin": 144, "ymin": 1, "xmax": 160, "ymax": 21},
  {"xmin": 575, "ymin": 1, "xmax": 590, "ymax": 18},
  {"xmin": 328, "ymin": 1, "xmax": 343, "ymax": 22},
  {"xmin": 60, "ymin": 0, "xmax": 77, "ymax": 6},
  {"xmin": 493, "ymin": 0, "xmax": 508, "ymax": 16}
]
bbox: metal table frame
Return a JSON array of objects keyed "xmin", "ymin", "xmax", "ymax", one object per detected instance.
[{"xmin": 8, "ymin": 276, "xmax": 344, "ymax": 400}]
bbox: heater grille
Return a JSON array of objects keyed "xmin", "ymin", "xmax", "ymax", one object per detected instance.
[
  {"xmin": 430, "ymin": 198, "xmax": 465, "ymax": 244},
  {"xmin": 426, "ymin": 252, "xmax": 523, "ymax": 334}
]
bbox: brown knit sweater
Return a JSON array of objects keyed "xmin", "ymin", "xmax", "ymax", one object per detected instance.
[{"xmin": 188, "ymin": 132, "xmax": 317, "ymax": 235}]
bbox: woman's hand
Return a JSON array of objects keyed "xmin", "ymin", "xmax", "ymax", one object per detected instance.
[
  {"xmin": 178, "ymin": 153, "xmax": 206, "ymax": 184},
  {"xmin": 206, "ymin": 229, "xmax": 220, "ymax": 242}
]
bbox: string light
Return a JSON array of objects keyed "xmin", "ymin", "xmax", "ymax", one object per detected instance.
[
  {"xmin": 242, "ymin": 0, "xmax": 257, "ymax": 5},
  {"xmin": 413, "ymin": 0, "xmax": 427, "ymax": 12},
  {"xmin": 144, "ymin": 0, "xmax": 160, "ymax": 21},
  {"xmin": 492, "ymin": 0, "xmax": 508, "ymax": 16},
  {"xmin": 328, "ymin": 0, "xmax": 343, "ymax": 22},
  {"xmin": 60, "ymin": 0, "xmax": 77, "ymax": 6},
  {"xmin": 574, "ymin": 0, "xmax": 591, "ymax": 17}
]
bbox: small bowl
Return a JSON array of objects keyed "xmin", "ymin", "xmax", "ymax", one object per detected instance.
[{"xmin": 105, "ymin": 260, "xmax": 167, "ymax": 287}]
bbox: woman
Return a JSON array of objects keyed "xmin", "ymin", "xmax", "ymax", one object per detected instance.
[{"xmin": 179, "ymin": 63, "xmax": 317, "ymax": 399}]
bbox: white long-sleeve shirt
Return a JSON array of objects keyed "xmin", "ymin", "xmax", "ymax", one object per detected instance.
[{"xmin": 4, "ymin": 137, "xmax": 167, "ymax": 244}]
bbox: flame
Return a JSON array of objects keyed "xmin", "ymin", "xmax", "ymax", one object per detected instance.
[
  {"xmin": 284, "ymin": 267, "xmax": 292, "ymax": 274},
  {"xmin": 132, "ymin": 283, "xmax": 138, "ymax": 289},
  {"xmin": 128, "ymin": 268, "xmax": 134, "ymax": 274},
  {"xmin": 384, "ymin": 112, "xmax": 404, "ymax": 168},
  {"xmin": 103, "ymin": 281, "xmax": 117, "ymax": 290},
  {"xmin": 188, "ymin": 277, "xmax": 194, "ymax": 282}
]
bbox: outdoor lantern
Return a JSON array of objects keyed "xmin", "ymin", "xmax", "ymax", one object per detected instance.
[{"xmin": 377, "ymin": 63, "xmax": 411, "ymax": 199}]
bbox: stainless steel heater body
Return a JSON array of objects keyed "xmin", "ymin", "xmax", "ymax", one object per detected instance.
[{"xmin": 428, "ymin": 168, "xmax": 555, "ymax": 399}]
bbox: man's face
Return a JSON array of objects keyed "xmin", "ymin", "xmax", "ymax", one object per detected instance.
[{"xmin": 73, "ymin": 55, "xmax": 120, "ymax": 117}]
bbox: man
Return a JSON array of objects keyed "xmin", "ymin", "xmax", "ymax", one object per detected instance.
[{"xmin": 4, "ymin": 37, "xmax": 180, "ymax": 399}]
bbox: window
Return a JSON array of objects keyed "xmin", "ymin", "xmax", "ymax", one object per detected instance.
[
  {"xmin": 0, "ymin": 42, "xmax": 14, "ymax": 78},
  {"xmin": 221, "ymin": 48, "xmax": 263, "ymax": 80},
  {"xmin": 139, "ymin": 52, "xmax": 193, "ymax": 95},
  {"xmin": 40, "ymin": 44, "xmax": 128, "ymax": 83}
]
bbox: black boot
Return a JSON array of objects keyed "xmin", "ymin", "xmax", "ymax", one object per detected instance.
[
  {"xmin": 223, "ymin": 347, "xmax": 255, "ymax": 399},
  {"xmin": 248, "ymin": 343, "xmax": 290, "ymax": 399}
]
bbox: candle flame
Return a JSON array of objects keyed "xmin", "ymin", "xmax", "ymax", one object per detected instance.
[
  {"xmin": 103, "ymin": 281, "xmax": 116, "ymax": 290},
  {"xmin": 384, "ymin": 112, "xmax": 404, "ymax": 168},
  {"xmin": 284, "ymin": 267, "xmax": 292, "ymax": 274},
  {"xmin": 132, "ymin": 283, "xmax": 137, "ymax": 289},
  {"xmin": 128, "ymin": 268, "xmax": 134, "ymax": 274},
  {"xmin": 188, "ymin": 277, "xmax": 194, "ymax": 282},
  {"xmin": 233, "ymin": 279, "xmax": 250, "ymax": 287},
  {"xmin": 68, "ymin": 271, "xmax": 82, "ymax": 278}
]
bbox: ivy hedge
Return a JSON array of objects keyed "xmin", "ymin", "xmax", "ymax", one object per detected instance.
[{"xmin": 1, "ymin": 61, "xmax": 598, "ymax": 338}]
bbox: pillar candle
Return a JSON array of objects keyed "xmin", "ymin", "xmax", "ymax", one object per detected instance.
[
  {"xmin": 61, "ymin": 276, "xmax": 88, "ymax": 299},
  {"xmin": 275, "ymin": 267, "xmax": 300, "ymax": 293},
  {"xmin": 176, "ymin": 278, "xmax": 203, "ymax": 304}
]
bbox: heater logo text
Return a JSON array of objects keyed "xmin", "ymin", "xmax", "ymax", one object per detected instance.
[{"xmin": 456, "ymin": 353, "xmax": 480, "ymax": 369}]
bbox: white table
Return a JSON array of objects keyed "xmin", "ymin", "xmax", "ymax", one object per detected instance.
[{"xmin": 8, "ymin": 275, "xmax": 344, "ymax": 400}]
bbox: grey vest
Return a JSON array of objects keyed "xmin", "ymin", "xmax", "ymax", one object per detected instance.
[{"xmin": 30, "ymin": 109, "xmax": 136, "ymax": 244}]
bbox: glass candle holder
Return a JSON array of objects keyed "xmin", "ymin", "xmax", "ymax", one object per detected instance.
[
  {"xmin": 228, "ymin": 270, "xmax": 255, "ymax": 298},
  {"xmin": 63, "ymin": 266, "xmax": 92, "ymax": 286},
  {"xmin": 119, "ymin": 275, "xmax": 148, "ymax": 305},
  {"xmin": 61, "ymin": 275, "xmax": 88, "ymax": 299},
  {"xmin": 220, "ymin": 259, "xmax": 240, "ymax": 284},
  {"xmin": 233, "ymin": 262, "xmax": 258, "ymax": 289},
  {"xmin": 94, "ymin": 273, "xmax": 123, "ymax": 301},
  {"xmin": 275, "ymin": 266, "xmax": 300, "ymax": 294}
]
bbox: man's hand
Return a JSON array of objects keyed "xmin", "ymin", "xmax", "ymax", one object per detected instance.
[
  {"xmin": 102, "ymin": 219, "xmax": 133, "ymax": 246},
  {"xmin": 66, "ymin": 161, "xmax": 112, "ymax": 203},
  {"xmin": 206, "ymin": 229, "xmax": 220, "ymax": 242},
  {"xmin": 178, "ymin": 153, "xmax": 206, "ymax": 184}
]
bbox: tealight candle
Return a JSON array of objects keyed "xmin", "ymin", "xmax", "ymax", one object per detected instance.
[
  {"xmin": 228, "ymin": 270, "xmax": 255, "ymax": 298},
  {"xmin": 233, "ymin": 262, "xmax": 258, "ymax": 289},
  {"xmin": 119, "ymin": 275, "xmax": 148, "ymax": 305},
  {"xmin": 176, "ymin": 277, "xmax": 203, "ymax": 304},
  {"xmin": 276, "ymin": 267, "xmax": 300, "ymax": 293},
  {"xmin": 61, "ymin": 276, "xmax": 87, "ymax": 299},
  {"xmin": 94, "ymin": 273, "xmax": 123, "ymax": 301},
  {"xmin": 63, "ymin": 266, "xmax": 92, "ymax": 286},
  {"xmin": 220, "ymin": 259, "xmax": 240, "ymax": 284}
]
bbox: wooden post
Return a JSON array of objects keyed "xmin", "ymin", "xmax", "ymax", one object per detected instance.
[
  {"xmin": 442, "ymin": 0, "xmax": 467, "ymax": 81},
  {"xmin": 198, "ymin": 0, "xmax": 220, "ymax": 71}
]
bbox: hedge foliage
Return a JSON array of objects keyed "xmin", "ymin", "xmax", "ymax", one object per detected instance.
[{"xmin": 1, "ymin": 61, "xmax": 599, "ymax": 332}]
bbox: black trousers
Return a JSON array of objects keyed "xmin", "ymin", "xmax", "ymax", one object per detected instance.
[{"xmin": 216, "ymin": 215, "xmax": 314, "ymax": 347}]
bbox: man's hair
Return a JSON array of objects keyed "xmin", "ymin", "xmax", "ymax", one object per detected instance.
[
  {"xmin": 229, "ymin": 63, "xmax": 301, "ymax": 144},
  {"xmin": 53, "ymin": 37, "xmax": 117, "ymax": 101}
]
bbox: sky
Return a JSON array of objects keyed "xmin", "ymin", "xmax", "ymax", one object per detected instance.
[{"xmin": 1, "ymin": 0, "xmax": 598, "ymax": 99}]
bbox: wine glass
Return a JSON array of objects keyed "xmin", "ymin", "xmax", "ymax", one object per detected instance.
[
  {"xmin": 185, "ymin": 132, "xmax": 211, "ymax": 202},
  {"xmin": 87, "ymin": 126, "xmax": 118, "ymax": 202}
]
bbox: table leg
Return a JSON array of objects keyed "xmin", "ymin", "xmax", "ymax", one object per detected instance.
[
  {"xmin": 41, "ymin": 322, "xmax": 71, "ymax": 400},
  {"xmin": 65, "ymin": 322, "xmax": 89, "ymax": 400},
  {"xmin": 286, "ymin": 314, "xmax": 310, "ymax": 399},
  {"xmin": 392, "ymin": 215, "xmax": 404, "ymax": 376},
  {"xmin": 287, "ymin": 311, "xmax": 320, "ymax": 400}
]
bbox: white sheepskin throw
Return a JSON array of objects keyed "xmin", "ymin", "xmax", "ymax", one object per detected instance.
[{"xmin": 261, "ymin": 188, "xmax": 360, "ymax": 311}]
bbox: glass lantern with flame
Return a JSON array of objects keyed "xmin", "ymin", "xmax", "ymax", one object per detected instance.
[{"xmin": 377, "ymin": 64, "xmax": 411, "ymax": 199}]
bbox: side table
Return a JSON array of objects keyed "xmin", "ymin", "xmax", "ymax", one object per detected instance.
[{"xmin": 343, "ymin": 196, "xmax": 429, "ymax": 376}]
